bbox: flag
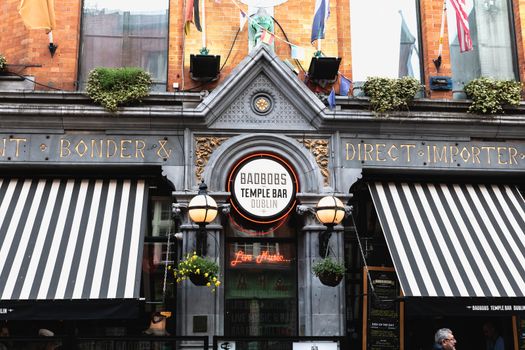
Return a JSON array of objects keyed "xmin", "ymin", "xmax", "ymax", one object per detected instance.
[
  {"xmin": 240, "ymin": 10, "xmax": 247, "ymax": 31},
  {"xmin": 291, "ymin": 45, "xmax": 305, "ymax": 60},
  {"xmin": 311, "ymin": 0, "xmax": 329, "ymax": 43},
  {"xmin": 449, "ymin": 0, "xmax": 473, "ymax": 52},
  {"xmin": 261, "ymin": 30, "xmax": 274, "ymax": 45},
  {"xmin": 399, "ymin": 11, "xmax": 417, "ymax": 77},
  {"xmin": 184, "ymin": 0, "xmax": 202, "ymax": 35},
  {"xmin": 18, "ymin": 0, "xmax": 56, "ymax": 33},
  {"xmin": 328, "ymin": 88, "xmax": 336, "ymax": 110},
  {"xmin": 339, "ymin": 75, "xmax": 351, "ymax": 96}
]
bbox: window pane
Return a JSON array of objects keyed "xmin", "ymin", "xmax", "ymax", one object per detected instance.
[
  {"xmin": 350, "ymin": 0, "xmax": 421, "ymax": 82},
  {"xmin": 141, "ymin": 242, "xmax": 175, "ymax": 302},
  {"xmin": 225, "ymin": 242, "xmax": 297, "ymax": 337},
  {"xmin": 447, "ymin": 0, "xmax": 516, "ymax": 92},
  {"xmin": 79, "ymin": 0, "xmax": 169, "ymax": 91},
  {"xmin": 151, "ymin": 199, "xmax": 175, "ymax": 237}
]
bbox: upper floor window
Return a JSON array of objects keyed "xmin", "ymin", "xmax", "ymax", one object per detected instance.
[
  {"xmin": 350, "ymin": 0, "xmax": 422, "ymax": 84},
  {"xmin": 447, "ymin": 0, "xmax": 518, "ymax": 93},
  {"xmin": 78, "ymin": 0, "xmax": 169, "ymax": 91}
]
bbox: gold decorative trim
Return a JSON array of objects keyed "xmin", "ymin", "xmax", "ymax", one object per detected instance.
[
  {"xmin": 195, "ymin": 136, "xmax": 228, "ymax": 181},
  {"xmin": 298, "ymin": 139, "xmax": 330, "ymax": 185}
]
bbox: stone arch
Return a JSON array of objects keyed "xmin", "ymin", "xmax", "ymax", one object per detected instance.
[{"xmin": 203, "ymin": 133, "xmax": 325, "ymax": 194}]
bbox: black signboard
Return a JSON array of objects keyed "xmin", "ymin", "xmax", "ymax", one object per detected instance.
[
  {"xmin": 518, "ymin": 316, "xmax": 525, "ymax": 350},
  {"xmin": 363, "ymin": 267, "xmax": 402, "ymax": 350}
]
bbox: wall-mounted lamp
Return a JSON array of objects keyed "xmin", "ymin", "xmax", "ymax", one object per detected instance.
[
  {"xmin": 172, "ymin": 181, "xmax": 229, "ymax": 256},
  {"xmin": 187, "ymin": 181, "xmax": 218, "ymax": 256},
  {"xmin": 297, "ymin": 196, "xmax": 351, "ymax": 257}
]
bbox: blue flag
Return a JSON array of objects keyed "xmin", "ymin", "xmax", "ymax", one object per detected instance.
[
  {"xmin": 339, "ymin": 75, "xmax": 351, "ymax": 96},
  {"xmin": 311, "ymin": 0, "xmax": 330, "ymax": 43},
  {"xmin": 328, "ymin": 88, "xmax": 336, "ymax": 110}
]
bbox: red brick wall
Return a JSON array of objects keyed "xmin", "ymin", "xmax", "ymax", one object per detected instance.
[
  {"xmin": 0, "ymin": 0, "xmax": 81, "ymax": 90},
  {"xmin": 1, "ymin": 0, "xmax": 525, "ymax": 98}
]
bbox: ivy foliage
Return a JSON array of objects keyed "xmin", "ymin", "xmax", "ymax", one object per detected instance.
[
  {"xmin": 463, "ymin": 77, "xmax": 522, "ymax": 114},
  {"xmin": 86, "ymin": 67, "xmax": 152, "ymax": 112},
  {"xmin": 312, "ymin": 257, "xmax": 346, "ymax": 278},
  {"xmin": 362, "ymin": 76, "xmax": 420, "ymax": 114},
  {"xmin": 0, "ymin": 54, "xmax": 7, "ymax": 71}
]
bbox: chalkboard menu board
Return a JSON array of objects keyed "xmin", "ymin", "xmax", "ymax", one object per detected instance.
[
  {"xmin": 518, "ymin": 316, "xmax": 525, "ymax": 350},
  {"xmin": 363, "ymin": 267, "xmax": 403, "ymax": 350}
]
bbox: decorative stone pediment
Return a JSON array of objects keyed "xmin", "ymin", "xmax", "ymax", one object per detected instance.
[
  {"xmin": 209, "ymin": 73, "xmax": 315, "ymax": 130},
  {"xmin": 200, "ymin": 45, "xmax": 326, "ymax": 131}
]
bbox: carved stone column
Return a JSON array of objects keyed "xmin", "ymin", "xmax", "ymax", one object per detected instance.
[
  {"xmin": 173, "ymin": 191, "xmax": 229, "ymax": 342},
  {"xmin": 296, "ymin": 194, "xmax": 346, "ymax": 337}
]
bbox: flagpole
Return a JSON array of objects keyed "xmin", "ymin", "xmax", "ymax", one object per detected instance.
[{"xmin": 201, "ymin": 0, "xmax": 206, "ymax": 51}]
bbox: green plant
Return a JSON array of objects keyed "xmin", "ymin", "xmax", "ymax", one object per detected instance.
[
  {"xmin": 86, "ymin": 67, "xmax": 152, "ymax": 112},
  {"xmin": 312, "ymin": 257, "xmax": 346, "ymax": 287},
  {"xmin": 172, "ymin": 252, "xmax": 221, "ymax": 292},
  {"xmin": 0, "ymin": 54, "xmax": 7, "ymax": 71},
  {"xmin": 362, "ymin": 76, "xmax": 420, "ymax": 114},
  {"xmin": 312, "ymin": 257, "xmax": 346, "ymax": 278},
  {"xmin": 463, "ymin": 77, "xmax": 522, "ymax": 114}
]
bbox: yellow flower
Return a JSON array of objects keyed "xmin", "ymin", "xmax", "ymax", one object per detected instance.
[
  {"xmin": 212, "ymin": 277, "xmax": 217, "ymax": 282},
  {"xmin": 206, "ymin": 282, "xmax": 211, "ymax": 287},
  {"xmin": 204, "ymin": 273, "xmax": 209, "ymax": 277},
  {"xmin": 196, "ymin": 269, "xmax": 200, "ymax": 274},
  {"xmin": 215, "ymin": 281, "xmax": 220, "ymax": 287}
]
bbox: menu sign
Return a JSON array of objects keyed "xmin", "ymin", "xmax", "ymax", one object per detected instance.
[
  {"xmin": 363, "ymin": 267, "xmax": 402, "ymax": 350},
  {"xmin": 519, "ymin": 317, "xmax": 525, "ymax": 350}
]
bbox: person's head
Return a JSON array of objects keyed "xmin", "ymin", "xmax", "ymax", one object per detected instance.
[
  {"xmin": 483, "ymin": 321, "xmax": 498, "ymax": 340},
  {"xmin": 435, "ymin": 328, "xmax": 457, "ymax": 350}
]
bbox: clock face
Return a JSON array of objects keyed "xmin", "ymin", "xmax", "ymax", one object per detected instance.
[{"xmin": 240, "ymin": 0, "xmax": 288, "ymax": 7}]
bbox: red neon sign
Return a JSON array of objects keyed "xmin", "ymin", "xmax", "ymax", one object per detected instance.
[{"xmin": 230, "ymin": 250, "xmax": 290, "ymax": 267}]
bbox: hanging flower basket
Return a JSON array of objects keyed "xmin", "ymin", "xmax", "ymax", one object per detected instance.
[
  {"xmin": 318, "ymin": 271, "xmax": 343, "ymax": 287},
  {"xmin": 189, "ymin": 273, "xmax": 209, "ymax": 286},
  {"xmin": 172, "ymin": 252, "xmax": 221, "ymax": 292},
  {"xmin": 312, "ymin": 257, "xmax": 346, "ymax": 287}
]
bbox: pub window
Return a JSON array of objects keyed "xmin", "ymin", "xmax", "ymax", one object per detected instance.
[
  {"xmin": 350, "ymin": 0, "xmax": 422, "ymax": 89},
  {"xmin": 225, "ymin": 216, "xmax": 297, "ymax": 339},
  {"xmin": 447, "ymin": 0, "xmax": 518, "ymax": 93},
  {"xmin": 78, "ymin": 0, "xmax": 169, "ymax": 91},
  {"xmin": 141, "ymin": 197, "xmax": 176, "ymax": 311}
]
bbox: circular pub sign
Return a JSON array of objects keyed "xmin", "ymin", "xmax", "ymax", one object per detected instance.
[{"xmin": 228, "ymin": 153, "xmax": 299, "ymax": 224}]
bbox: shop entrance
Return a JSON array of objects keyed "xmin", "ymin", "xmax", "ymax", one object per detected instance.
[{"xmin": 224, "ymin": 215, "xmax": 298, "ymax": 339}]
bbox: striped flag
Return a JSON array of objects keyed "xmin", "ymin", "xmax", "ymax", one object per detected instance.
[
  {"xmin": 184, "ymin": 0, "xmax": 202, "ymax": 35},
  {"xmin": 311, "ymin": 0, "xmax": 330, "ymax": 43},
  {"xmin": 261, "ymin": 30, "xmax": 274, "ymax": 45},
  {"xmin": 449, "ymin": 0, "xmax": 473, "ymax": 52}
]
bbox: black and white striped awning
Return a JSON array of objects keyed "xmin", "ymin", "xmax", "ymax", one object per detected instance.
[
  {"xmin": 0, "ymin": 178, "xmax": 147, "ymax": 301},
  {"xmin": 369, "ymin": 182, "xmax": 525, "ymax": 298}
]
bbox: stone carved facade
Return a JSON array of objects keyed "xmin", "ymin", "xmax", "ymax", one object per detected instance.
[
  {"xmin": 298, "ymin": 138, "xmax": 330, "ymax": 185},
  {"xmin": 195, "ymin": 136, "xmax": 229, "ymax": 181}
]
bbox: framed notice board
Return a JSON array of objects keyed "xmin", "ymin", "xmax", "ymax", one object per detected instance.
[{"xmin": 362, "ymin": 266, "xmax": 404, "ymax": 350}]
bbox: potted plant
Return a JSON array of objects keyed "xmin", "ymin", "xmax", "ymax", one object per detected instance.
[
  {"xmin": 172, "ymin": 252, "xmax": 221, "ymax": 291},
  {"xmin": 463, "ymin": 77, "xmax": 522, "ymax": 114},
  {"xmin": 86, "ymin": 67, "xmax": 152, "ymax": 112},
  {"xmin": 312, "ymin": 257, "xmax": 346, "ymax": 287},
  {"xmin": 362, "ymin": 76, "xmax": 420, "ymax": 114}
]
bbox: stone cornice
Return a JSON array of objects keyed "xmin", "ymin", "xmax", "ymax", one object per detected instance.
[{"xmin": 0, "ymin": 91, "xmax": 524, "ymax": 139}]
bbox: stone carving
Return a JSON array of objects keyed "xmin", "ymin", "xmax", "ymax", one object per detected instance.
[
  {"xmin": 210, "ymin": 74, "xmax": 315, "ymax": 130},
  {"xmin": 195, "ymin": 136, "xmax": 228, "ymax": 180},
  {"xmin": 298, "ymin": 139, "xmax": 330, "ymax": 185}
]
